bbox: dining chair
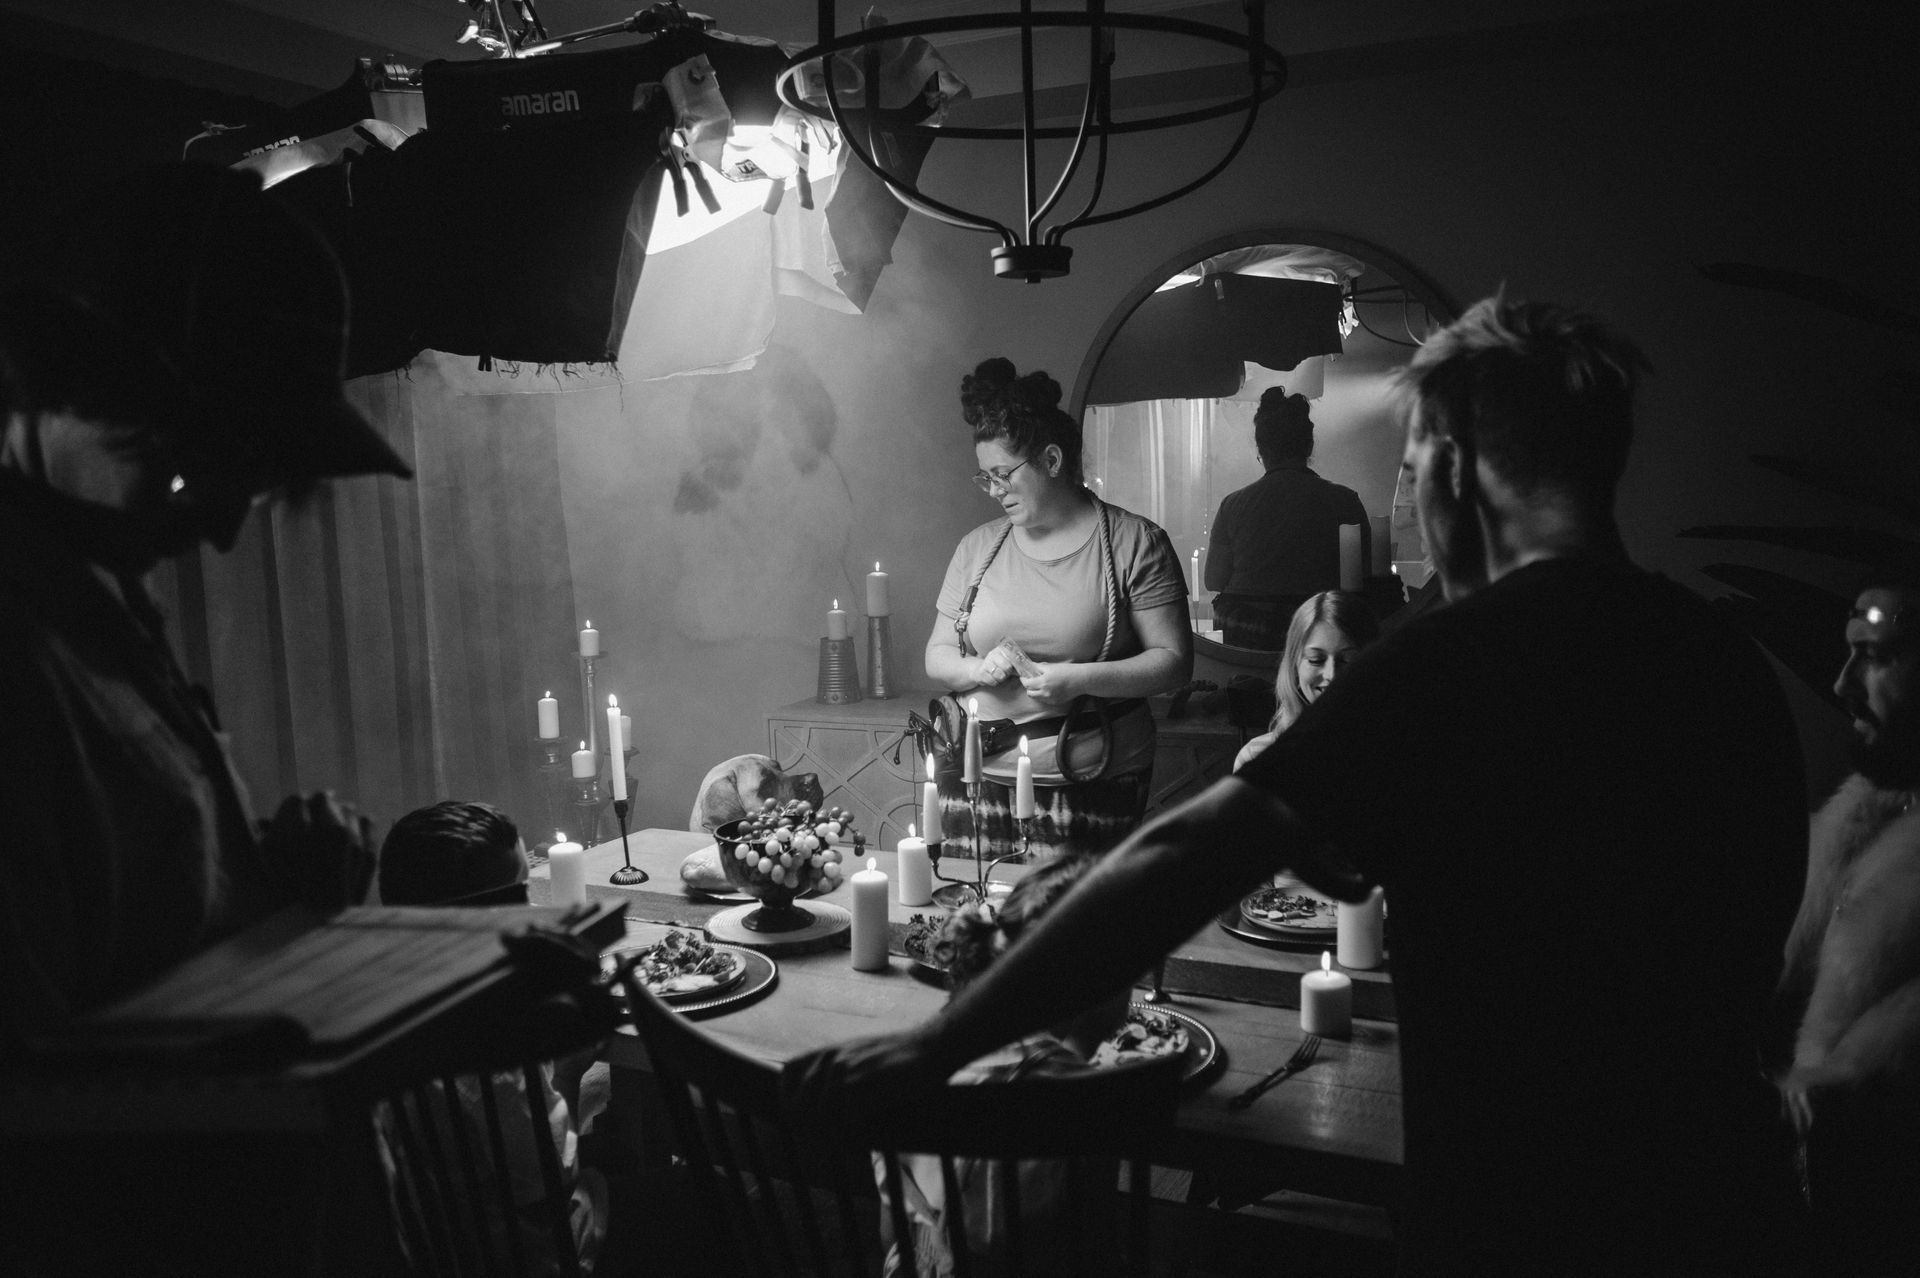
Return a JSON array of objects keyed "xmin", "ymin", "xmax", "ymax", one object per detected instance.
[
  {"xmin": 615, "ymin": 960, "xmax": 1185, "ymax": 1278},
  {"xmin": 375, "ymin": 1060, "xmax": 587, "ymax": 1278}
]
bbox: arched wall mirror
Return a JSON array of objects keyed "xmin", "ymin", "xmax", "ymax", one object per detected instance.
[{"xmin": 1071, "ymin": 231, "xmax": 1455, "ymax": 668}]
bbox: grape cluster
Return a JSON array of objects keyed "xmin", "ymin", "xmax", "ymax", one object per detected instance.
[{"xmin": 723, "ymin": 798, "xmax": 867, "ymax": 894}]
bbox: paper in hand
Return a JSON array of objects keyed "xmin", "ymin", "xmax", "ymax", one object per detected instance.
[{"xmin": 996, "ymin": 637, "xmax": 1042, "ymax": 678}]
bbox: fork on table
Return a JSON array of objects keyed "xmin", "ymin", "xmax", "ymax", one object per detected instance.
[{"xmin": 1224, "ymin": 1034, "xmax": 1321, "ymax": 1110}]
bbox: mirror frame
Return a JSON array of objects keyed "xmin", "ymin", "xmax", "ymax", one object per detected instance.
[{"xmin": 1069, "ymin": 227, "xmax": 1458, "ymax": 668}]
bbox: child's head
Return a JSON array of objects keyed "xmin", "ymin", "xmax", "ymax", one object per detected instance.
[
  {"xmin": 379, "ymin": 801, "xmax": 529, "ymax": 907},
  {"xmin": 933, "ymin": 853, "xmax": 1128, "ymax": 1052},
  {"xmin": 1273, "ymin": 590, "xmax": 1380, "ymax": 732}
]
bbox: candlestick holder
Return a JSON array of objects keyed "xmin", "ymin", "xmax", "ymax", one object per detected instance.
[
  {"xmin": 816, "ymin": 635, "xmax": 862, "ymax": 704},
  {"xmin": 865, "ymin": 615, "xmax": 895, "ymax": 699},
  {"xmin": 578, "ymin": 652, "xmax": 603, "ymax": 756},
  {"xmin": 571, "ymin": 775, "xmax": 607, "ymax": 846},
  {"xmin": 608, "ymin": 798, "xmax": 647, "ymax": 885},
  {"xmin": 535, "ymin": 736, "xmax": 570, "ymax": 846}
]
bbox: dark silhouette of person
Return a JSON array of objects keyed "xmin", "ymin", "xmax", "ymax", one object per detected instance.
[{"xmin": 1204, "ymin": 389, "xmax": 1368, "ymax": 649}]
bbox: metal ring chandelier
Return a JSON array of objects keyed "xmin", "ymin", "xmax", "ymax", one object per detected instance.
[{"xmin": 775, "ymin": 0, "xmax": 1288, "ymax": 282}]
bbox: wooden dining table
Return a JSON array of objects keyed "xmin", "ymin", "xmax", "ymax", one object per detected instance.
[{"xmin": 531, "ymin": 828, "xmax": 1403, "ymax": 1209}]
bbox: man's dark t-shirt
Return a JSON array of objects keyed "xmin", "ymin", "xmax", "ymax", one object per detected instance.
[{"xmin": 1238, "ymin": 557, "xmax": 1807, "ymax": 1274}]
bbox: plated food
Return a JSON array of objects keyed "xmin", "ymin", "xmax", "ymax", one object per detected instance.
[
  {"xmin": 1092, "ymin": 1005, "xmax": 1192, "ymax": 1069},
  {"xmin": 1242, "ymin": 884, "xmax": 1336, "ymax": 934},
  {"xmin": 619, "ymin": 929, "xmax": 746, "ymax": 1000}
]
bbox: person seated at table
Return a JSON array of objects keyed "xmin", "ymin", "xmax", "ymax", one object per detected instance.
[
  {"xmin": 877, "ymin": 852, "xmax": 1128, "ymax": 1277},
  {"xmin": 1776, "ymin": 565, "xmax": 1920, "ymax": 1275},
  {"xmin": 1204, "ymin": 390, "xmax": 1370, "ymax": 651},
  {"xmin": 377, "ymin": 801, "xmax": 609, "ymax": 1275},
  {"xmin": 1233, "ymin": 589, "xmax": 1381, "ymax": 769},
  {"xmin": 928, "ymin": 357, "xmax": 1192, "ymax": 864}
]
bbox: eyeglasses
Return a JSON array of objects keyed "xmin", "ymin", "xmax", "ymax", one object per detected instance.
[{"xmin": 972, "ymin": 457, "xmax": 1032, "ymax": 494}]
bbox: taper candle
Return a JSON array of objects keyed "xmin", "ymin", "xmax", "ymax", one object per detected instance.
[
  {"xmin": 1014, "ymin": 735, "xmax": 1035, "ymax": 818},
  {"xmin": 605, "ymin": 696, "xmax": 626, "ymax": 800},
  {"xmin": 963, "ymin": 697, "xmax": 983, "ymax": 783},
  {"xmin": 537, "ymin": 691, "xmax": 560, "ymax": 740},
  {"xmin": 921, "ymin": 754, "xmax": 943, "ymax": 843},
  {"xmin": 1190, "ymin": 548, "xmax": 1202, "ymax": 602}
]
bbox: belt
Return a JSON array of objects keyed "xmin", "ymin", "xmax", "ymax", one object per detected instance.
[{"xmin": 976, "ymin": 698, "xmax": 1147, "ymax": 757}]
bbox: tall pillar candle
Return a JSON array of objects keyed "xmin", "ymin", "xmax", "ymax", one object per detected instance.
[
  {"xmin": 1300, "ymin": 951, "xmax": 1352, "ymax": 1037},
  {"xmin": 537, "ymin": 691, "xmax": 561, "ymax": 740},
  {"xmin": 827, "ymin": 599, "xmax": 850, "ymax": 640},
  {"xmin": 571, "ymin": 741, "xmax": 596, "ymax": 779},
  {"xmin": 850, "ymin": 857, "xmax": 890, "ymax": 970},
  {"xmin": 1337, "ymin": 887, "xmax": 1386, "ymax": 970},
  {"xmin": 1014, "ymin": 736, "xmax": 1035, "ymax": 818},
  {"xmin": 921, "ymin": 755, "xmax": 943, "ymax": 843},
  {"xmin": 897, "ymin": 828, "xmax": 933, "ymax": 906},
  {"xmin": 867, "ymin": 563, "xmax": 890, "ymax": 616},
  {"xmin": 963, "ymin": 698, "xmax": 983, "ymax": 784},
  {"xmin": 1338, "ymin": 523, "xmax": 1363, "ymax": 591},
  {"xmin": 605, "ymin": 696, "xmax": 627, "ymax": 800},
  {"xmin": 548, "ymin": 833, "xmax": 586, "ymax": 907},
  {"xmin": 579, "ymin": 621, "xmax": 600, "ymax": 657}
]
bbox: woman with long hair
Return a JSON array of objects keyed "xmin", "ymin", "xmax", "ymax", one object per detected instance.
[{"xmin": 1235, "ymin": 590, "xmax": 1380, "ymax": 768}]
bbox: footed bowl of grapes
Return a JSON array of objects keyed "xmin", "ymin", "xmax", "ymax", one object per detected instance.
[{"xmin": 715, "ymin": 800, "xmax": 866, "ymax": 933}]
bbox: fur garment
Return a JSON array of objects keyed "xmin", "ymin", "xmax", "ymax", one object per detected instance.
[{"xmin": 1784, "ymin": 774, "xmax": 1920, "ymax": 1086}]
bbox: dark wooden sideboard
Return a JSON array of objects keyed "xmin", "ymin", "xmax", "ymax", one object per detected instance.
[{"xmin": 766, "ymin": 687, "xmax": 1243, "ymax": 848}]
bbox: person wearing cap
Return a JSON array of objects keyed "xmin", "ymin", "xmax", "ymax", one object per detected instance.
[
  {"xmin": 0, "ymin": 161, "xmax": 413, "ymax": 1060},
  {"xmin": 375, "ymin": 800, "xmax": 610, "ymax": 1275}
]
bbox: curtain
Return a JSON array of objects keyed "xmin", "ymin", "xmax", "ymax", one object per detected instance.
[
  {"xmin": 150, "ymin": 370, "xmax": 582, "ymax": 843},
  {"xmin": 1086, "ymin": 398, "xmax": 1243, "ymax": 573}
]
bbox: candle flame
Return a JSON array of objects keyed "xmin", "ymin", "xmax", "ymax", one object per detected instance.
[
  {"xmin": 867, "ymin": 857, "xmax": 877, "ymax": 871},
  {"xmin": 926, "ymin": 752, "xmax": 935, "ymax": 774},
  {"xmin": 584, "ymin": 619, "xmax": 591, "ymax": 628},
  {"xmin": 908, "ymin": 822, "xmax": 917, "ymax": 838},
  {"xmin": 833, "ymin": 598, "xmax": 840, "ymax": 609},
  {"xmin": 969, "ymin": 696, "xmax": 979, "ymax": 713},
  {"xmin": 608, "ymin": 694, "xmax": 618, "ymax": 707},
  {"xmin": 556, "ymin": 831, "xmax": 565, "ymax": 843},
  {"xmin": 1019, "ymin": 735, "xmax": 1029, "ymax": 756},
  {"xmin": 875, "ymin": 561, "xmax": 882, "ymax": 572},
  {"xmin": 1321, "ymin": 951, "xmax": 1332, "ymax": 974},
  {"xmin": 579, "ymin": 741, "xmax": 585, "ymax": 750}
]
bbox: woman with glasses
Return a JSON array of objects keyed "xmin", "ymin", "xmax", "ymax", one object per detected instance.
[{"xmin": 928, "ymin": 357, "xmax": 1193, "ymax": 862}]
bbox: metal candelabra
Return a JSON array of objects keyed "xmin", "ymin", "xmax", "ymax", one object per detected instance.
[
  {"xmin": 534, "ymin": 736, "xmax": 570, "ymax": 844},
  {"xmin": 571, "ymin": 775, "xmax": 607, "ymax": 845}
]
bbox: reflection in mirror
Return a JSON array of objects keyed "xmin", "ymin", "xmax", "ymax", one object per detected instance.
[{"xmin": 1079, "ymin": 238, "xmax": 1449, "ymax": 665}]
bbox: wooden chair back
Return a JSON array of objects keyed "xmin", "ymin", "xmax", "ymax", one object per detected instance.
[
  {"xmin": 377, "ymin": 1061, "xmax": 586, "ymax": 1278},
  {"xmin": 616, "ymin": 961, "xmax": 1183, "ymax": 1278}
]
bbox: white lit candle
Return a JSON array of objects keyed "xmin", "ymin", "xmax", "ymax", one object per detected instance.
[
  {"xmin": 1190, "ymin": 548, "xmax": 1202, "ymax": 602},
  {"xmin": 963, "ymin": 697, "xmax": 983, "ymax": 784},
  {"xmin": 1014, "ymin": 735, "xmax": 1035, "ymax": 818},
  {"xmin": 1338, "ymin": 523, "xmax": 1363, "ymax": 592},
  {"xmin": 867, "ymin": 562, "xmax": 890, "ymax": 616},
  {"xmin": 921, "ymin": 755, "xmax": 943, "ymax": 844},
  {"xmin": 827, "ymin": 598, "xmax": 850, "ymax": 641},
  {"xmin": 1300, "ymin": 950, "xmax": 1352, "ymax": 1037},
  {"xmin": 897, "ymin": 826, "xmax": 932, "ymax": 906},
  {"xmin": 850, "ymin": 857, "xmax": 889, "ymax": 971},
  {"xmin": 1337, "ymin": 887, "xmax": 1385, "ymax": 971},
  {"xmin": 548, "ymin": 832, "xmax": 586, "ymax": 906},
  {"xmin": 605, "ymin": 696, "xmax": 627, "ymax": 800},
  {"xmin": 579, "ymin": 620, "xmax": 600, "ymax": 657},
  {"xmin": 571, "ymin": 740, "xmax": 595, "ymax": 779},
  {"xmin": 537, "ymin": 691, "xmax": 560, "ymax": 740}
]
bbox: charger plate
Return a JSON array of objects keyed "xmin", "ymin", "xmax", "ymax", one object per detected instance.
[
  {"xmin": 1096, "ymin": 1004, "xmax": 1221, "ymax": 1090},
  {"xmin": 608, "ymin": 943, "xmax": 778, "ymax": 1017}
]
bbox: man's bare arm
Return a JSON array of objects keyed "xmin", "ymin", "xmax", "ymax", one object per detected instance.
[{"xmin": 783, "ymin": 776, "xmax": 1322, "ymax": 1111}]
